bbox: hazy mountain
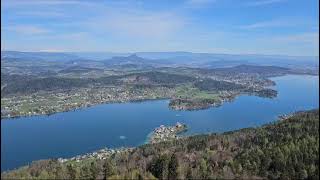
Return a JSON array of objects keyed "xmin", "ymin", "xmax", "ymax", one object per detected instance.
[
  {"xmin": 1, "ymin": 51, "xmax": 80, "ymax": 62},
  {"xmin": 2, "ymin": 51, "xmax": 318, "ymax": 69}
]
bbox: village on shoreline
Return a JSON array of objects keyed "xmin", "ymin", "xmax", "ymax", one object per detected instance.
[
  {"xmin": 56, "ymin": 111, "xmax": 295, "ymax": 165},
  {"xmin": 57, "ymin": 122, "xmax": 188, "ymax": 164}
]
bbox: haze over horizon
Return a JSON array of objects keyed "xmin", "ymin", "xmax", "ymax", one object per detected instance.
[{"xmin": 1, "ymin": 0, "xmax": 319, "ymax": 56}]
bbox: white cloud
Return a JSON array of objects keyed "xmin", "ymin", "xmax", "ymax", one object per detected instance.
[
  {"xmin": 246, "ymin": 0, "xmax": 286, "ymax": 7},
  {"xmin": 36, "ymin": 32, "xmax": 91, "ymax": 42},
  {"xmin": 271, "ymin": 32, "xmax": 319, "ymax": 44},
  {"xmin": 106, "ymin": 14, "xmax": 184, "ymax": 38},
  {"xmin": 240, "ymin": 19, "xmax": 292, "ymax": 29},
  {"xmin": 186, "ymin": 0, "xmax": 217, "ymax": 5},
  {"xmin": 4, "ymin": 0, "xmax": 187, "ymax": 39},
  {"xmin": 82, "ymin": 10, "xmax": 187, "ymax": 39},
  {"xmin": 16, "ymin": 11, "xmax": 66, "ymax": 18},
  {"xmin": 1, "ymin": 40, "xmax": 5, "ymax": 51},
  {"xmin": 184, "ymin": 0, "xmax": 217, "ymax": 8},
  {"xmin": 4, "ymin": 25, "xmax": 49, "ymax": 35},
  {"xmin": 38, "ymin": 49, "xmax": 65, "ymax": 52},
  {"xmin": 2, "ymin": 0, "xmax": 85, "ymax": 7},
  {"xmin": 248, "ymin": 32, "xmax": 320, "ymax": 56},
  {"xmin": 240, "ymin": 18, "xmax": 315, "ymax": 30},
  {"xmin": 2, "ymin": 0, "xmax": 317, "ymax": 56}
]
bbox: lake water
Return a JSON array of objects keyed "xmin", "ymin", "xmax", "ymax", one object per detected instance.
[{"xmin": 1, "ymin": 75, "xmax": 319, "ymax": 171}]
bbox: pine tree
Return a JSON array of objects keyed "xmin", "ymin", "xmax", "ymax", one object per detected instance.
[
  {"xmin": 80, "ymin": 166, "xmax": 91, "ymax": 179},
  {"xmin": 199, "ymin": 158, "xmax": 208, "ymax": 179},
  {"xmin": 103, "ymin": 159, "xmax": 115, "ymax": 179},
  {"xmin": 148, "ymin": 154, "xmax": 169, "ymax": 179},
  {"xmin": 90, "ymin": 162, "xmax": 99, "ymax": 179},
  {"xmin": 168, "ymin": 154, "xmax": 179, "ymax": 180},
  {"xmin": 67, "ymin": 164, "xmax": 77, "ymax": 179}
]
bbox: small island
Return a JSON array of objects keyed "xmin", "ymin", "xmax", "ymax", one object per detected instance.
[{"xmin": 148, "ymin": 122, "xmax": 188, "ymax": 144}]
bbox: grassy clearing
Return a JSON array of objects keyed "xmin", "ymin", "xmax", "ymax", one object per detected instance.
[{"xmin": 174, "ymin": 84, "xmax": 219, "ymax": 101}]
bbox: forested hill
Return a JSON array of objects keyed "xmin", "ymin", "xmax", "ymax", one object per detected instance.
[{"xmin": 2, "ymin": 109, "xmax": 319, "ymax": 179}]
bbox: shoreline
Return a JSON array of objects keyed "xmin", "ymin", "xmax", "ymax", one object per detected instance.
[
  {"xmin": 1, "ymin": 109, "xmax": 318, "ymax": 179},
  {"xmin": 1, "ymin": 74, "xmax": 318, "ymax": 120},
  {"xmin": 56, "ymin": 108, "xmax": 317, "ymax": 165},
  {"xmin": 1, "ymin": 93, "xmax": 243, "ymax": 119},
  {"xmin": 1, "ymin": 97, "xmax": 170, "ymax": 120},
  {"xmin": 56, "ymin": 122, "xmax": 188, "ymax": 164},
  {"xmin": 2, "ymin": 108, "xmax": 318, "ymax": 172},
  {"xmin": 1, "ymin": 89, "xmax": 275, "ymax": 120}
]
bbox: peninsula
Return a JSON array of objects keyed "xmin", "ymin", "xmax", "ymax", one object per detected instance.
[
  {"xmin": 2, "ymin": 60, "xmax": 302, "ymax": 119},
  {"xmin": 148, "ymin": 122, "xmax": 188, "ymax": 143}
]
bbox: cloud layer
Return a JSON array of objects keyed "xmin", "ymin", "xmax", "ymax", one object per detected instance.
[{"xmin": 1, "ymin": 0, "xmax": 319, "ymax": 56}]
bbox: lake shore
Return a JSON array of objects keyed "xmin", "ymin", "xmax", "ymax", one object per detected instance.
[
  {"xmin": 1, "ymin": 75, "xmax": 318, "ymax": 171},
  {"xmin": 55, "ymin": 122, "xmax": 188, "ymax": 164},
  {"xmin": 1, "ymin": 87, "xmax": 277, "ymax": 120}
]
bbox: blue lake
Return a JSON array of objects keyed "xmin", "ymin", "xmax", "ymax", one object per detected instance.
[{"xmin": 1, "ymin": 75, "xmax": 319, "ymax": 171}]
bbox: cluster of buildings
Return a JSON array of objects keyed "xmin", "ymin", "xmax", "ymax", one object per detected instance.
[
  {"xmin": 1, "ymin": 86, "xmax": 173, "ymax": 119},
  {"xmin": 149, "ymin": 122, "xmax": 187, "ymax": 144},
  {"xmin": 278, "ymin": 113, "xmax": 294, "ymax": 121},
  {"xmin": 208, "ymin": 74, "xmax": 275, "ymax": 89},
  {"xmin": 58, "ymin": 147, "xmax": 134, "ymax": 163}
]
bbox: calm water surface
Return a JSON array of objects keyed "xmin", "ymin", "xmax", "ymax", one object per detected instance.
[{"xmin": 1, "ymin": 75, "xmax": 319, "ymax": 171}]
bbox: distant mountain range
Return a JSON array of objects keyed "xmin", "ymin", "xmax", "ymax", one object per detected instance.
[
  {"xmin": 1, "ymin": 51, "xmax": 79, "ymax": 62},
  {"xmin": 1, "ymin": 51, "xmax": 319, "ymax": 69}
]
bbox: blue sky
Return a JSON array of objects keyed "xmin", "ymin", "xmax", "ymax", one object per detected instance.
[{"xmin": 1, "ymin": 0, "xmax": 319, "ymax": 56}]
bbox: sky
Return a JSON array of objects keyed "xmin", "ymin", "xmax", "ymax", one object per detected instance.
[{"xmin": 1, "ymin": 0, "xmax": 319, "ymax": 56}]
